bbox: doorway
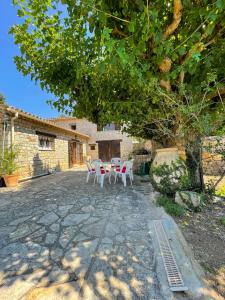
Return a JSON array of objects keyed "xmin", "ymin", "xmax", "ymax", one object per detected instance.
[
  {"xmin": 98, "ymin": 140, "xmax": 121, "ymax": 161},
  {"xmin": 69, "ymin": 141, "xmax": 77, "ymax": 167}
]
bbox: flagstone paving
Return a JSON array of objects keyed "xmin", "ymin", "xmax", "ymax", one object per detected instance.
[{"xmin": 0, "ymin": 170, "xmax": 165, "ymax": 300}]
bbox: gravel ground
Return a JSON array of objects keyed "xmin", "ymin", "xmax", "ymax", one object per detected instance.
[{"xmin": 176, "ymin": 197, "xmax": 225, "ymax": 299}]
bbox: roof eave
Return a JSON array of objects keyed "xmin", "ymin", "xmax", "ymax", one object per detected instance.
[{"xmin": 3, "ymin": 105, "xmax": 89, "ymax": 140}]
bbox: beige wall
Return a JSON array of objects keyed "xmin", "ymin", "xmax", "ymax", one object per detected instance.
[
  {"xmin": 14, "ymin": 118, "xmax": 71, "ymax": 179},
  {"xmin": 0, "ymin": 111, "xmax": 86, "ymax": 180},
  {"xmin": 51, "ymin": 118, "xmax": 135, "ymax": 160}
]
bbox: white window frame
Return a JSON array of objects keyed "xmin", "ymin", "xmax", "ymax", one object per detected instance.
[{"xmin": 38, "ymin": 135, "xmax": 55, "ymax": 151}]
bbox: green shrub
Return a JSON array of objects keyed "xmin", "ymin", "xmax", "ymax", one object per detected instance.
[
  {"xmin": 219, "ymin": 217, "xmax": 225, "ymax": 227},
  {"xmin": 156, "ymin": 195, "xmax": 186, "ymax": 217},
  {"xmin": 0, "ymin": 145, "xmax": 19, "ymax": 175},
  {"xmin": 150, "ymin": 159, "xmax": 191, "ymax": 196}
]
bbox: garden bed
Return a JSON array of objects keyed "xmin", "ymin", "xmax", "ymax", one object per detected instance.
[{"xmin": 175, "ymin": 198, "xmax": 225, "ymax": 299}]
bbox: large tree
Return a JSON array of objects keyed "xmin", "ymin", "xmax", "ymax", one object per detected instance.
[{"xmin": 11, "ymin": 0, "xmax": 225, "ymax": 190}]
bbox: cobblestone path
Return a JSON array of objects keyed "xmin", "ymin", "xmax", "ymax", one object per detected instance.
[{"xmin": 0, "ymin": 171, "xmax": 164, "ymax": 300}]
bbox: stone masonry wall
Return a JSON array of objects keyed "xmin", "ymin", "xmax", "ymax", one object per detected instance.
[
  {"xmin": 0, "ymin": 116, "xmax": 72, "ymax": 180},
  {"xmin": 52, "ymin": 118, "xmax": 134, "ymax": 160},
  {"xmin": 0, "ymin": 110, "xmax": 4, "ymax": 153},
  {"xmin": 14, "ymin": 118, "xmax": 71, "ymax": 179},
  {"xmin": 202, "ymin": 136, "xmax": 225, "ymax": 176}
]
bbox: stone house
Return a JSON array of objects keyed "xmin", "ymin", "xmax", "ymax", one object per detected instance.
[
  {"xmin": 48, "ymin": 117, "xmax": 140, "ymax": 161},
  {"xmin": 0, "ymin": 104, "xmax": 89, "ymax": 180}
]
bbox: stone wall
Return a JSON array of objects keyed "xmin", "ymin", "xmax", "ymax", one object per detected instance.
[
  {"xmin": 0, "ymin": 110, "xmax": 4, "ymax": 153},
  {"xmin": 0, "ymin": 113, "xmax": 85, "ymax": 179},
  {"xmin": 202, "ymin": 136, "xmax": 225, "ymax": 176},
  {"xmin": 51, "ymin": 118, "xmax": 135, "ymax": 160},
  {"xmin": 13, "ymin": 118, "xmax": 71, "ymax": 179}
]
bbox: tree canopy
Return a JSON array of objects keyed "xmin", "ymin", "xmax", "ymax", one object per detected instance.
[{"xmin": 11, "ymin": 0, "xmax": 225, "ymax": 144}]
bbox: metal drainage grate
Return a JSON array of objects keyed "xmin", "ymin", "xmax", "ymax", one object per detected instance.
[{"xmin": 154, "ymin": 220, "xmax": 188, "ymax": 292}]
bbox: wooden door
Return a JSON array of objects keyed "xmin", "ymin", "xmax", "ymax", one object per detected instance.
[
  {"xmin": 98, "ymin": 140, "xmax": 121, "ymax": 161},
  {"xmin": 111, "ymin": 140, "xmax": 121, "ymax": 158},
  {"xmin": 79, "ymin": 143, "xmax": 83, "ymax": 163},
  {"xmin": 69, "ymin": 141, "xmax": 77, "ymax": 166},
  {"xmin": 98, "ymin": 141, "xmax": 109, "ymax": 162}
]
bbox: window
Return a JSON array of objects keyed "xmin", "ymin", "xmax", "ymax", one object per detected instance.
[
  {"xmin": 90, "ymin": 144, "xmax": 96, "ymax": 150},
  {"xmin": 71, "ymin": 124, "xmax": 77, "ymax": 130},
  {"xmin": 38, "ymin": 135, "xmax": 54, "ymax": 150},
  {"xmin": 97, "ymin": 123, "xmax": 121, "ymax": 131}
]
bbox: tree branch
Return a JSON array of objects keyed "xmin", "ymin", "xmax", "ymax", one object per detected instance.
[
  {"xmin": 163, "ymin": 0, "xmax": 183, "ymax": 39},
  {"xmin": 178, "ymin": 25, "xmax": 225, "ymax": 83},
  {"xmin": 207, "ymin": 87, "xmax": 225, "ymax": 100},
  {"xmin": 111, "ymin": 26, "xmax": 127, "ymax": 38},
  {"xmin": 159, "ymin": 57, "xmax": 172, "ymax": 73},
  {"xmin": 160, "ymin": 79, "xmax": 172, "ymax": 92},
  {"xmin": 160, "ymin": 0, "xmax": 183, "ymax": 90}
]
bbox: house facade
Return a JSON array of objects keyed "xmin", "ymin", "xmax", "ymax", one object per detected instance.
[
  {"xmin": 0, "ymin": 104, "xmax": 152, "ymax": 181},
  {"xmin": 49, "ymin": 118, "xmax": 138, "ymax": 161},
  {"xmin": 0, "ymin": 104, "xmax": 88, "ymax": 180}
]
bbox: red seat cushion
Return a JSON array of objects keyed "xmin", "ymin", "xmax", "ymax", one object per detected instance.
[
  {"xmin": 115, "ymin": 168, "xmax": 120, "ymax": 172},
  {"xmin": 101, "ymin": 169, "xmax": 109, "ymax": 174},
  {"xmin": 121, "ymin": 166, "xmax": 126, "ymax": 173}
]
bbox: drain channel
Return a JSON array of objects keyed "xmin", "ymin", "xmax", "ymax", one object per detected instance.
[{"xmin": 154, "ymin": 220, "xmax": 188, "ymax": 292}]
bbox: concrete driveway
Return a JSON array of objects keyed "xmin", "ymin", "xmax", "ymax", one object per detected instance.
[{"xmin": 0, "ymin": 171, "xmax": 208, "ymax": 300}]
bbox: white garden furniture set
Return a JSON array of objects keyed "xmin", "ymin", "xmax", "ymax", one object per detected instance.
[{"xmin": 86, "ymin": 158, "xmax": 134, "ymax": 188}]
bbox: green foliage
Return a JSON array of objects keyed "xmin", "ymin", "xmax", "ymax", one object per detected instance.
[
  {"xmin": 156, "ymin": 195, "xmax": 186, "ymax": 217},
  {"xmin": 0, "ymin": 93, "xmax": 5, "ymax": 104},
  {"xmin": 0, "ymin": 146, "xmax": 19, "ymax": 175},
  {"xmin": 219, "ymin": 217, "xmax": 225, "ymax": 227},
  {"xmin": 150, "ymin": 159, "xmax": 191, "ymax": 196},
  {"xmin": 216, "ymin": 186, "xmax": 225, "ymax": 197},
  {"xmin": 9, "ymin": 1, "xmax": 225, "ymax": 137}
]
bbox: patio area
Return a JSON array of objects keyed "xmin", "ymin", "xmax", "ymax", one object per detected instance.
[{"xmin": 0, "ymin": 170, "xmax": 165, "ymax": 299}]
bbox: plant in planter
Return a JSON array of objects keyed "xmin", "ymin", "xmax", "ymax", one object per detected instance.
[
  {"xmin": 150, "ymin": 159, "xmax": 191, "ymax": 196},
  {"xmin": 0, "ymin": 145, "xmax": 19, "ymax": 187}
]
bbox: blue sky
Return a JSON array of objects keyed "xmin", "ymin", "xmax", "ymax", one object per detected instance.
[{"xmin": 0, "ymin": 1, "xmax": 59, "ymax": 118}]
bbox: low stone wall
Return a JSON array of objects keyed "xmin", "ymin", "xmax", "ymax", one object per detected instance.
[{"xmin": 202, "ymin": 136, "xmax": 225, "ymax": 176}]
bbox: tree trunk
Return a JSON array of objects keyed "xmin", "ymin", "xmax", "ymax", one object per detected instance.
[{"xmin": 185, "ymin": 137, "xmax": 204, "ymax": 192}]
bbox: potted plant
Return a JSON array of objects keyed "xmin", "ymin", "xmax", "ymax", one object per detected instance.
[{"xmin": 0, "ymin": 145, "xmax": 19, "ymax": 187}]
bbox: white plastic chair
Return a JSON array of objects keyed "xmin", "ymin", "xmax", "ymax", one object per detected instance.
[
  {"xmin": 111, "ymin": 157, "xmax": 121, "ymax": 166},
  {"xmin": 127, "ymin": 159, "xmax": 134, "ymax": 181},
  {"xmin": 92, "ymin": 159, "xmax": 102, "ymax": 163},
  {"xmin": 86, "ymin": 161, "xmax": 96, "ymax": 183},
  {"xmin": 114, "ymin": 160, "xmax": 133, "ymax": 187},
  {"xmin": 92, "ymin": 161, "xmax": 111, "ymax": 188}
]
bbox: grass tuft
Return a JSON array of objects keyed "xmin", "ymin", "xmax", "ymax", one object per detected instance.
[
  {"xmin": 219, "ymin": 217, "xmax": 225, "ymax": 227},
  {"xmin": 156, "ymin": 195, "xmax": 186, "ymax": 217}
]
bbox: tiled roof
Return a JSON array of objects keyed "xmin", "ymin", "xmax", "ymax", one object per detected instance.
[
  {"xmin": 48, "ymin": 116, "xmax": 78, "ymax": 121},
  {"xmin": 0, "ymin": 104, "xmax": 89, "ymax": 140}
]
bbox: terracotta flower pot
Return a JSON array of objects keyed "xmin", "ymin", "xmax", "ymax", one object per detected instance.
[{"xmin": 3, "ymin": 174, "xmax": 19, "ymax": 187}]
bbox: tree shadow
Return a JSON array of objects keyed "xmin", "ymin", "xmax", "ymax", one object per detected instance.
[
  {"xmin": 32, "ymin": 154, "xmax": 62, "ymax": 178},
  {"xmin": 0, "ymin": 171, "xmax": 223, "ymax": 299}
]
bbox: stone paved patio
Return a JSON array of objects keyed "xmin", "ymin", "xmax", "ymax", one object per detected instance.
[{"xmin": 0, "ymin": 170, "xmax": 165, "ymax": 300}]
